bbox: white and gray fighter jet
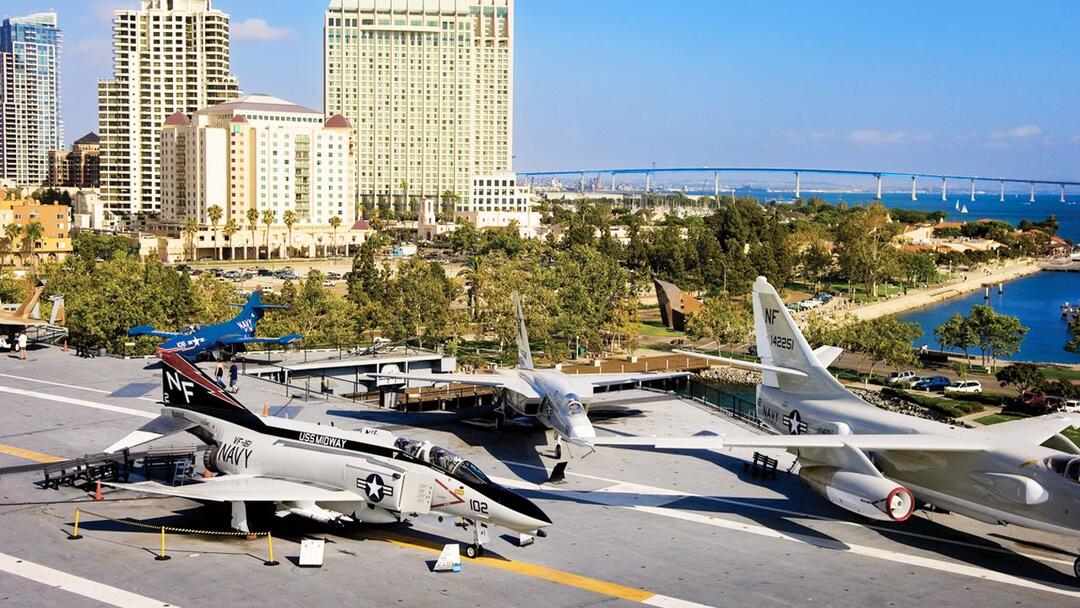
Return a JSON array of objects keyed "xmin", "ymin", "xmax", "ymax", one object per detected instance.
[
  {"xmin": 373, "ymin": 293, "xmax": 690, "ymax": 459},
  {"xmin": 102, "ymin": 350, "xmax": 552, "ymax": 557},
  {"xmin": 594, "ymin": 276, "xmax": 1080, "ymax": 577}
]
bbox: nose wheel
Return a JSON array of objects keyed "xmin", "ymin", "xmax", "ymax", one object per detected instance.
[
  {"xmin": 464, "ymin": 543, "xmax": 484, "ymax": 558},
  {"xmin": 462, "ymin": 520, "xmax": 489, "ymax": 559},
  {"xmin": 1074, "ymin": 556, "xmax": 1080, "ymax": 580}
]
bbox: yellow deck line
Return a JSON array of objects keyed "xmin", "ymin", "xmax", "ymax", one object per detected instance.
[
  {"xmin": 371, "ymin": 530, "xmax": 655, "ymax": 603},
  {"xmin": 0, "ymin": 443, "xmax": 64, "ymax": 463}
]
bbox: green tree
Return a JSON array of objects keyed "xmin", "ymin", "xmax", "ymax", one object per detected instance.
[
  {"xmin": 245, "ymin": 207, "xmax": 259, "ymax": 260},
  {"xmin": 282, "ymin": 210, "xmax": 297, "ymax": 259},
  {"xmin": 449, "ymin": 218, "xmax": 481, "ymax": 254},
  {"xmin": 222, "ymin": 218, "xmax": 238, "ymax": 261},
  {"xmin": 24, "ymin": 222, "xmax": 43, "ymax": 267},
  {"xmin": 834, "ymin": 203, "xmax": 899, "ymax": 298},
  {"xmin": 182, "ymin": 218, "xmax": 198, "ymax": 262},
  {"xmin": 207, "ymin": 204, "xmax": 223, "ymax": 261},
  {"xmin": 967, "ymin": 304, "xmax": 1028, "ymax": 371},
  {"xmin": 4, "ymin": 223, "xmax": 21, "ymax": 265},
  {"xmin": 995, "ymin": 363, "xmax": 1044, "ymax": 396},
  {"xmin": 686, "ymin": 296, "xmax": 752, "ymax": 355},
  {"xmin": 261, "ymin": 209, "xmax": 276, "ymax": 260},
  {"xmin": 851, "ymin": 316, "xmax": 922, "ymax": 384},
  {"xmin": 328, "ymin": 215, "xmax": 342, "ymax": 256},
  {"xmin": 935, "ymin": 313, "xmax": 977, "ymax": 367}
]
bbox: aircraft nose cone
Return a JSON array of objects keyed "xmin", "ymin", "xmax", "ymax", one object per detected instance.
[
  {"xmin": 571, "ymin": 425, "xmax": 596, "ymax": 440},
  {"xmin": 488, "ymin": 483, "xmax": 553, "ymax": 530}
]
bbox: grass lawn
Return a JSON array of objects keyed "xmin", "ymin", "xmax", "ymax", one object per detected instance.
[
  {"xmin": 1040, "ymin": 367, "xmax": 1080, "ymax": 382},
  {"xmin": 636, "ymin": 321, "xmax": 684, "ymax": 338},
  {"xmin": 973, "ymin": 413, "xmax": 1028, "ymax": 425}
]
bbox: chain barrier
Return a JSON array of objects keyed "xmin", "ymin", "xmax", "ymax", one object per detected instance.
[{"xmin": 69, "ymin": 507, "xmax": 279, "ymax": 565}]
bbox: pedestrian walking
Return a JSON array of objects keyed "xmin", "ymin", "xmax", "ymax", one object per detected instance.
[
  {"xmin": 228, "ymin": 362, "xmax": 239, "ymax": 393},
  {"xmin": 215, "ymin": 361, "xmax": 226, "ymax": 388},
  {"xmin": 17, "ymin": 331, "xmax": 27, "ymax": 360}
]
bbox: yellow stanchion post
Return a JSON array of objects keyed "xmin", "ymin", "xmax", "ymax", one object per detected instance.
[
  {"xmin": 67, "ymin": 508, "xmax": 82, "ymax": 540},
  {"xmin": 263, "ymin": 533, "xmax": 279, "ymax": 566},
  {"xmin": 155, "ymin": 526, "xmax": 170, "ymax": 561}
]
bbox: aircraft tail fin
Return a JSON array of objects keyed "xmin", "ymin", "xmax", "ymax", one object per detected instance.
[
  {"xmin": 13, "ymin": 281, "xmax": 44, "ymax": 319},
  {"xmin": 751, "ymin": 276, "xmax": 847, "ymax": 395},
  {"xmin": 512, "ymin": 291, "xmax": 534, "ymax": 371},
  {"xmin": 159, "ymin": 349, "xmax": 262, "ymax": 426}
]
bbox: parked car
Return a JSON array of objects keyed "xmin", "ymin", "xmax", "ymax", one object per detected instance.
[
  {"xmin": 325, "ymin": 271, "xmax": 342, "ymax": 280},
  {"xmin": 944, "ymin": 380, "xmax": 982, "ymax": 394},
  {"xmin": 887, "ymin": 370, "xmax": 917, "ymax": 385},
  {"xmin": 913, "ymin": 376, "xmax": 951, "ymax": 392},
  {"xmin": 322, "ymin": 279, "xmax": 337, "ymax": 287},
  {"xmin": 257, "ymin": 268, "xmax": 274, "ymax": 277},
  {"xmin": 798, "ymin": 299, "xmax": 823, "ymax": 310},
  {"xmin": 816, "ymin": 293, "xmax": 833, "ymax": 303},
  {"xmin": 1061, "ymin": 400, "xmax": 1080, "ymax": 413}
]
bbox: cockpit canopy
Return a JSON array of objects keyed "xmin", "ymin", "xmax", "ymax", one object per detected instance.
[
  {"xmin": 1045, "ymin": 454, "xmax": 1080, "ymax": 483},
  {"xmin": 566, "ymin": 400, "xmax": 585, "ymax": 416},
  {"xmin": 394, "ymin": 437, "xmax": 491, "ymax": 486}
]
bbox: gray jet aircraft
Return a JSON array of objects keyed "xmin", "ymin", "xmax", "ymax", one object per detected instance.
[
  {"xmin": 102, "ymin": 350, "xmax": 552, "ymax": 557},
  {"xmin": 373, "ymin": 293, "xmax": 690, "ymax": 459},
  {"xmin": 594, "ymin": 276, "xmax": 1080, "ymax": 578}
]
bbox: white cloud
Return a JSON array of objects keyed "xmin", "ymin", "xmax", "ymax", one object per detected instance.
[
  {"xmin": 990, "ymin": 125, "xmax": 1041, "ymax": 140},
  {"xmin": 231, "ymin": 18, "xmax": 294, "ymax": 42},
  {"xmin": 808, "ymin": 131, "xmax": 833, "ymax": 142},
  {"xmin": 846, "ymin": 129, "xmax": 932, "ymax": 145}
]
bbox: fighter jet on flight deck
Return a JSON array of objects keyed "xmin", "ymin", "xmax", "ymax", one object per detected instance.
[
  {"xmin": 593, "ymin": 276, "xmax": 1080, "ymax": 578},
  {"xmin": 102, "ymin": 350, "xmax": 552, "ymax": 558},
  {"xmin": 373, "ymin": 292, "xmax": 691, "ymax": 459}
]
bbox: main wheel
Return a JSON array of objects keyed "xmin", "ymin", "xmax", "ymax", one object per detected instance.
[
  {"xmin": 553, "ymin": 443, "xmax": 563, "ymax": 460},
  {"xmin": 1073, "ymin": 556, "xmax": 1080, "ymax": 580},
  {"xmin": 465, "ymin": 544, "xmax": 483, "ymax": 558}
]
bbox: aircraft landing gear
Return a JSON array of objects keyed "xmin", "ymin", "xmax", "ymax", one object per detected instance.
[
  {"xmin": 463, "ymin": 520, "xmax": 489, "ymax": 558},
  {"xmin": 1073, "ymin": 555, "xmax": 1080, "ymax": 580},
  {"xmin": 553, "ymin": 440, "xmax": 563, "ymax": 460}
]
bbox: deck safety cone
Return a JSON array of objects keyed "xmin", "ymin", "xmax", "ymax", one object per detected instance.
[
  {"xmin": 262, "ymin": 403, "xmax": 269, "ymax": 416},
  {"xmin": 203, "ymin": 468, "xmax": 213, "ymax": 479},
  {"xmin": 94, "ymin": 481, "xmax": 103, "ymax": 501}
]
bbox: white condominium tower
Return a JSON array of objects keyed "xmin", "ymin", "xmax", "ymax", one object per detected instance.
[
  {"xmin": 324, "ymin": 0, "xmax": 513, "ymax": 214},
  {"xmin": 160, "ymin": 94, "xmax": 354, "ymax": 228},
  {"xmin": 0, "ymin": 12, "xmax": 63, "ymax": 186},
  {"xmin": 98, "ymin": 0, "xmax": 238, "ymax": 221}
]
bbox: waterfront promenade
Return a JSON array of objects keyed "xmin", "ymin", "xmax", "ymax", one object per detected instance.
[{"xmin": 846, "ymin": 258, "xmax": 1042, "ymax": 321}]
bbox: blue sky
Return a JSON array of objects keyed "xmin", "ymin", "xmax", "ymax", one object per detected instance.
[{"xmin": 10, "ymin": 1, "xmax": 1080, "ymax": 182}]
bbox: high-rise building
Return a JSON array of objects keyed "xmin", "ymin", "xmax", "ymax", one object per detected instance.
[
  {"xmin": 98, "ymin": 0, "xmax": 238, "ymax": 221},
  {"xmin": 48, "ymin": 132, "xmax": 100, "ymax": 188},
  {"xmin": 0, "ymin": 12, "xmax": 63, "ymax": 186},
  {"xmin": 160, "ymin": 94, "xmax": 354, "ymax": 228},
  {"xmin": 324, "ymin": 0, "xmax": 513, "ymax": 215}
]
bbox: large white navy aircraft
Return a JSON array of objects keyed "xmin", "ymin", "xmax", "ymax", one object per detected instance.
[
  {"xmin": 102, "ymin": 350, "xmax": 552, "ymax": 557},
  {"xmin": 374, "ymin": 293, "xmax": 690, "ymax": 459},
  {"xmin": 594, "ymin": 276, "xmax": 1080, "ymax": 577}
]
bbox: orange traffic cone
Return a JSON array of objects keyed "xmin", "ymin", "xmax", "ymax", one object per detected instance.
[
  {"xmin": 94, "ymin": 481, "xmax": 103, "ymax": 501},
  {"xmin": 62, "ymin": 341, "xmax": 68, "ymax": 352},
  {"xmin": 203, "ymin": 468, "xmax": 213, "ymax": 479},
  {"xmin": 262, "ymin": 403, "xmax": 269, "ymax": 416}
]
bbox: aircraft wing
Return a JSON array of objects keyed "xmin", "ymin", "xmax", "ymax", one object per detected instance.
[
  {"xmin": 370, "ymin": 371, "xmax": 542, "ymax": 399},
  {"xmin": 568, "ymin": 371, "xmax": 692, "ymax": 388},
  {"xmin": 222, "ymin": 333, "xmax": 303, "ymax": 346},
  {"xmin": 981, "ymin": 412, "xmax": 1080, "ymax": 446},
  {"xmin": 104, "ymin": 475, "xmax": 363, "ymax": 502},
  {"xmin": 128, "ymin": 325, "xmax": 180, "ymax": 339},
  {"xmin": 592, "ymin": 432, "xmax": 987, "ymax": 452}
]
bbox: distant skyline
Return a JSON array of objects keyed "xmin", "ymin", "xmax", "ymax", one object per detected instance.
[{"xmin": 10, "ymin": 0, "xmax": 1080, "ymax": 183}]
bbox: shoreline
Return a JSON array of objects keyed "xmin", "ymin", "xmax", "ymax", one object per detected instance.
[{"xmin": 846, "ymin": 259, "xmax": 1043, "ymax": 321}]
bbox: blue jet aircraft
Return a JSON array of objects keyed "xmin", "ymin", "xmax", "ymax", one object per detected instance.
[{"xmin": 129, "ymin": 290, "xmax": 301, "ymax": 360}]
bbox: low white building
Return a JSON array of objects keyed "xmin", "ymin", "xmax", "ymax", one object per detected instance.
[{"xmin": 457, "ymin": 173, "xmax": 546, "ymax": 238}]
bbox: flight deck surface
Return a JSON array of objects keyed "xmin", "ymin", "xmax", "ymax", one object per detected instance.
[{"xmin": 0, "ymin": 346, "xmax": 1077, "ymax": 607}]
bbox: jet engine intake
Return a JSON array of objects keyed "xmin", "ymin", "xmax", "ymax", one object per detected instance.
[{"xmin": 799, "ymin": 466, "xmax": 915, "ymax": 522}]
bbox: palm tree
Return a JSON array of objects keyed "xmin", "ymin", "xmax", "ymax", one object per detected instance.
[
  {"xmin": 328, "ymin": 215, "xmax": 342, "ymax": 257},
  {"xmin": 398, "ymin": 180, "xmax": 409, "ymax": 218},
  {"xmin": 457, "ymin": 255, "xmax": 485, "ymax": 320},
  {"xmin": 222, "ymin": 218, "xmax": 238, "ymax": 261},
  {"xmin": 261, "ymin": 209, "xmax": 276, "ymax": 260},
  {"xmin": 282, "ymin": 210, "xmax": 297, "ymax": 259},
  {"xmin": 207, "ymin": 204, "xmax": 223, "ymax": 261},
  {"xmin": 183, "ymin": 218, "xmax": 198, "ymax": 262},
  {"xmin": 23, "ymin": 222, "xmax": 43, "ymax": 267},
  {"xmin": 245, "ymin": 208, "xmax": 259, "ymax": 260},
  {"xmin": 4, "ymin": 223, "xmax": 21, "ymax": 266},
  {"xmin": 441, "ymin": 189, "xmax": 459, "ymax": 220}
]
